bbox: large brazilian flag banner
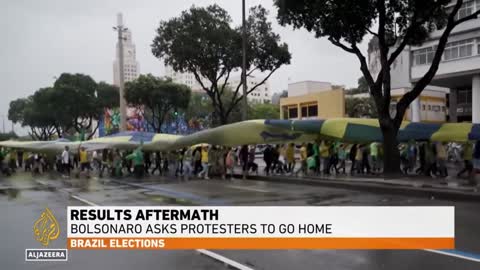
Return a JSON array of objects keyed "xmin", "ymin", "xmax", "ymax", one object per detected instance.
[{"xmin": 1, "ymin": 119, "xmax": 479, "ymax": 153}]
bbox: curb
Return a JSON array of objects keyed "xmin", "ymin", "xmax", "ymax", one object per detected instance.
[{"xmin": 240, "ymin": 174, "xmax": 480, "ymax": 202}]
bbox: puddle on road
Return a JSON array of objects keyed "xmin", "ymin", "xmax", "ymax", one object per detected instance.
[
  {"xmin": 0, "ymin": 188, "xmax": 21, "ymax": 200},
  {"xmin": 141, "ymin": 191, "xmax": 198, "ymax": 206},
  {"xmin": 305, "ymin": 193, "xmax": 351, "ymax": 205}
]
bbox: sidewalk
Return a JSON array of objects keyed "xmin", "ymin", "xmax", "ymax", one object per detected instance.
[{"xmin": 238, "ymin": 170, "xmax": 480, "ymax": 202}]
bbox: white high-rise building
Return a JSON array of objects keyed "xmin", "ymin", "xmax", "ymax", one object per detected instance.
[
  {"xmin": 113, "ymin": 13, "xmax": 140, "ymax": 85},
  {"xmin": 164, "ymin": 65, "xmax": 271, "ymax": 103},
  {"xmin": 164, "ymin": 65, "xmax": 204, "ymax": 93},
  {"xmin": 229, "ymin": 76, "xmax": 271, "ymax": 104}
]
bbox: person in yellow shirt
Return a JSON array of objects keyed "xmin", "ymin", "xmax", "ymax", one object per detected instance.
[
  {"xmin": 198, "ymin": 146, "xmax": 210, "ymax": 179},
  {"xmin": 295, "ymin": 143, "xmax": 308, "ymax": 177},
  {"xmin": 436, "ymin": 142, "xmax": 448, "ymax": 177},
  {"xmin": 355, "ymin": 144, "xmax": 363, "ymax": 174},
  {"xmin": 319, "ymin": 141, "xmax": 330, "ymax": 174},
  {"xmin": 79, "ymin": 147, "xmax": 90, "ymax": 177},
  {"xmin": 286, "ymin": 143, "xmax": 295, "ymax": 173}
]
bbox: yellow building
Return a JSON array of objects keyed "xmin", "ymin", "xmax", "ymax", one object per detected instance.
[
  {"xmin": 280, "ymin": 81, "xmax": 345, "ymax": 119},
  {"xmin": 350, "ymin": 87, "xmax": 448, "ymax": 123}
]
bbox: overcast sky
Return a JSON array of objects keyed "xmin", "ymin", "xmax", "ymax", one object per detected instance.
[{"xmin": 1, "ymin": 0, "xmax": 368, "ymax": 134}]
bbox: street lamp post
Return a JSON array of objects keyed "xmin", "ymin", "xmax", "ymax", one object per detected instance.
[
  {"xmin": 113, "ymin": 14, "xmax": 128, "ymax": 132},
  {"xmin": 241, "ymin": 0, "xmax": 248, "ymax": 121}
]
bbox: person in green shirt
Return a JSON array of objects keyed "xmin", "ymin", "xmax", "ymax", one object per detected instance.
[
  {"xmin": 0, "ymin": 147, "xmax": 9, "ymax": 175},
  {"xmin": 126, "ymin": 146, "xmax": 144, "ymax": 179},
  {"xmin": 337, "ymin": 144, "xmax": 347, "ymax": 174}
]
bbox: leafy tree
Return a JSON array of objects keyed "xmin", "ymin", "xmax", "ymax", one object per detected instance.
[
  {"xmin": 96, "ymin": 82, "xmax": 120, "ymax": 109},
  {"xmin": 249, "ymin": 103, "xmax": 280, "ymax": 119},
  {"xmin": 185, "ymin": 93, "xmax": 211, "ymax": 119},
  {"xmin": 152, "ymin": 4, "xmax": 291, "ymax": 124},
  {"xmin": 8, "ymin": 98, "xmax": 29, "ymax": 125},
  {"xmin": 53, "ymin": 73, "xmax": 98, "ymax": 137},
  {"xmin": 184, "ymin": 93, "xmax": 214, "ymax": 128},
  {"xmin": 13, "ymin": 88, "xmax": 59, "ymax": 140},
  {"xmin": 183, "ymin": 89, "xmax": 248, "ymax": 128},
  {"xmin": 276, "ymin": 0, "xmax": 480, "ymax": 174},
  {"xmin": 8, "ymin": 75, "xmax": 119, "ymax": 140},
  {"xmin": 347, "ymin": 76, "xmax": 370, "ymax": 95},
  {"xmin": 345, "ymin": 97, "xmax": 378, "ymax": 118},
  {"xmin": 52, "ymin": 74, "xmax": 119, "ymax": 139},
  {"xmin": 357, "ymin": 76, "xmax": 369, "ymax": 93},
  {"xmin": 125, "ymin": 74, "xmax": 191, "ymax": 132}
]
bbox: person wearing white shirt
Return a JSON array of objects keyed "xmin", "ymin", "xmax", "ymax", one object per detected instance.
[{"xmin": 61, "ymin": 146, "xmax": 70, "ymax": 177}]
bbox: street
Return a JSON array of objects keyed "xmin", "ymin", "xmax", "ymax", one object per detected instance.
[{"xmin": 1, "ymin": 173, "xmax": 480, "ymax": 270}]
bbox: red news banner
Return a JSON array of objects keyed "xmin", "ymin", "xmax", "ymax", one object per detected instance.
[{"xmin": 67, "ymin": 206, "xmax": 454, "ymax": 250}]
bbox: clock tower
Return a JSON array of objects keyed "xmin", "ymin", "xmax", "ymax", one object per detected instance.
[{"xmin": 113, "ymin": 13, "xmax": 140, "ymax": 86}]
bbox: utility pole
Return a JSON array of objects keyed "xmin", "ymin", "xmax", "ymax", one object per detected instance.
[
  {"xmin": 241, "ymin": 0, "xmax": 248, "ymax": 121},
  {"xmin": 114, "ymin": 13, "xmax": 128, "ymax": 132}
]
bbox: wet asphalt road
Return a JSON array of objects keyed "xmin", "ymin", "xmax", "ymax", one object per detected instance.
[{"xmin": 1, "ymin": 173, "xmax": 480, "ymax": 270}]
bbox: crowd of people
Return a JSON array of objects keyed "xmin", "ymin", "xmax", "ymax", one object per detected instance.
[
  {"xmin": 259, "ymin": 140, "xmax": 480, "ymax": 185},
  {"xmin": 0, "ymin": 139, "xmax": 479, "ymax": 185}
]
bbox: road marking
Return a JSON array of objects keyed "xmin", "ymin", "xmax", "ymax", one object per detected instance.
[
  {"xmin": 70, "ymin": 194, "xmax": 97, "ymax": 206},
  {"xmin": 68, "ymin": 191, "xmax": 255, "ymax": 270},
  {"xmin": 424, "ymin": 249, "xmax": 480, "ymax": 263},
  {"xmin": 197, "ymin": 249, "xmax": 255, "ymax": 270},
  {"xmin": 227, "ymin": 185, "xmax": 270, "ymax": 193}
]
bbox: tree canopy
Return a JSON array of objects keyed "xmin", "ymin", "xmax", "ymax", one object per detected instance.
[
  {"xmin": 125, "ymin": 74, "xmax": 191, "ymax": 133},
  {"xmin": 249, "ymin": 103, "xmax": 280, "ymax": 120},
  {"xmin": 275, "ymin": 0, "xmax": 480, "ymax": 174},
  {"xmin": 9, "ymin": 87, "xmax": 60, "ymax": 140},
  {"xmin": 152, "ymin": 4, "xmax": 291, "ymax": 124},
  {"xmin": 345, "ymin": 97, "xmax": 378, "ymax": 118},
  {"xmin": 8, "ymin": 73, "xmax": 119, "ymax": 140}
]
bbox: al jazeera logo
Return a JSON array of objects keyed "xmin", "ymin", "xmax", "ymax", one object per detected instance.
[{"xmin": 25, "ymin": 208, "xmax": 68, "ymax": 262}]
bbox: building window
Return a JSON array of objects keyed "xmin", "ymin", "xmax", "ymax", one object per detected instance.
[
  {"xmin": 288, "ymin": 107, "xmax": 298, "ymax": 119},
  {"xmin": 422, "ymin": 104, "xmax": 426, "ymax": 111},
  {"xmin": 428, "ymin": 105, "xmax": 431, "ymax": 111},
  {"xmin": 308, "ymin": 105, "xmax": 318, "ymax": 117},
  {"xmin": 457, "ymin": 89, "xmax": 472, "ymax": 104},
  {"xmin": 301, "ymin": 106, "xmax": 307, "ymax": 117},
  {"xmin": 477, "ymin": 38, "xmax": 480, "ymax": 54},
  {"xmin": 432, "ymin": 105, "xmax": 441, "ymax": 112},
  {"xmin": 443, "ymin": 39, "xmax": 474, "ymax": 61},
  {"xmin": 455, "ymin": 1, "xmax": 474, "ymax": 20},
  {"xmin": 442, "ymin": 106, "xmax": 446, "ymax": 112},
  {"xmin": 413, "ymin": 47, "xmax": 435, "ymax": 65},
  {"xmin": 300, "ymin": 103, "xmax": 318, "ymax": 118}
]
